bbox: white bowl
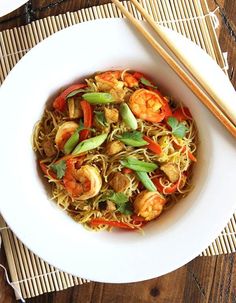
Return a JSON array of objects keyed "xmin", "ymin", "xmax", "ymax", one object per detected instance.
[{"xmin": 0, "ymin": 19, "xmax": 236, "ymax": 283}]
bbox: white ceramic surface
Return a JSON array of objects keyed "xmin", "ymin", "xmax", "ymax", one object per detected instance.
[
  {"xmin": 0, "ymin": 19, "xmax": 236, "ymax": 283},
  {"xmin": 0, "ymin": 0, "xmax": 28, "ymax": 17}
]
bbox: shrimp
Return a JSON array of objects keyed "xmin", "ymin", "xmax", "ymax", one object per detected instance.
[
  {"xmin": 133, "ymin": 190, "xmax": 166, "ymax": 221},
  {"xmin": 122, "ymin": 72, "xmax": 139, "ymax": 88},
  {"xmin": 95, "ymin": 71, "xmax": 123, "ymax": 91},
  {"xmin": 55, "ymin": 121, "xmax": 78, "ymax": 150},
  {"xmin": 95, "ymin": 70, "xmax": 138, "ymax": 90},
  {"xmin": 129, "ymin": 89, "xmax": 168, "ymax": 123},
  {"xmin": 63, "ymin": 158, "xmax": 102, "ymax": 200}
]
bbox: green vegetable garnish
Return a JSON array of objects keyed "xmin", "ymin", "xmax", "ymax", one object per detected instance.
[
  {"xmin": 72, "ymin": 133, "xmax": 108, "ymax": 155},
  {"xmin": 94, "ymin": 111, "xmax": 108, "ymax": 127},
  {"xmin": 140, "ymin": 77, "xmax": 158, "ymax": 89},
  {"xmin": 167, "ymin": 117, "xmax": 188, "ymax": 138},
  {"xmin": 63, "ymin": 120, "xmax": 95, "ymax": 155},
  {"xmin": 116, "ymin": 131, "xmax": 148, "ymax": 147},
  {"xmin": 136, "ymin": 171, "xmax": 156, "ymax": 192},
  {"xmin": 99, "ymin": 191, "xmax": 132, "ymax": 215},
  {"xmin": 120, "ymin": 103, "xmax": 138, "ymax": 130},
  {"xmin": 66, "ymin": 88, "xmax": 92, "ymax": 99},
  {"xmin": 50, "ymin": 160, "xmax": 66, "ymax": 179},
  {"xmin": 82, "ymin": 92, "xmax": 114, "ymax": 104},
  {"xmin": 120, "ymin": 157, "xmax": 158, "ymax": 172},
  {"xmin": 64, "ymin": 131, "xmax": 79, "ymax": 155},
  {"xmin": 100, "ymin": 191, "xmax": 129, "ymax": 204},
  {"xmin": 116, "ymin": 201, "xmax": 133, "ymax": 215}
]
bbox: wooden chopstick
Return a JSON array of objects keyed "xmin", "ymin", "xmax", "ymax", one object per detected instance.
[
  {"xmin": 130, "ymin": 0, "xmax": 231, "ymax": 115},
  {"xmin": 111, "ymin": 0, "xmax": 236, "ymax": 138}
]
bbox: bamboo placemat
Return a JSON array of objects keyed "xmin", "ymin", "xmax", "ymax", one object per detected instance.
[{"xmin": 0, "ymin": 0, "xmax": 235, "ymax": 300}]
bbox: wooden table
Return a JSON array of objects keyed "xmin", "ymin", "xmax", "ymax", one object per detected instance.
[{"xmin": 0, "ymin": 1, "xmax": 236, "ymax": 302}]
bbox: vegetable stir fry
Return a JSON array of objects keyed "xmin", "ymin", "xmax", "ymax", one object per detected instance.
[{"xmin": 33, "ymin": 70, "xmax": 197, "ymax": 231}]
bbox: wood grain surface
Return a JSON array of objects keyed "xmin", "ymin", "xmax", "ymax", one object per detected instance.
[{"xmin": 0, "ymin": 1, "xmax": 236, "ymax": 302}]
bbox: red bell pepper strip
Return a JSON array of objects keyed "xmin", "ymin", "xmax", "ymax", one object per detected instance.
[
  {"xmin": 187, "ymin": 150, "xmax": 197, "ymax": 162},
  {"xmin": 131, "ymin": 215, "xmax": 146, "ymax": 224},
  {"xmin": 172, "ymin": 107, "xmax": 192, "ymax": 122},
  {"xmin": 122, "ymin": 167, "xmax": 134, "ymax": 174},
  {"xmin": 53, "ymin": 83, "xmax": 87, "ymax": 112},
  {"xmin": 180, "ymin": 146, "xmax": 197, "ymax": 162},
  {"xmin": 152, "ymin": 177, "xmax": 178, "ymax": 195},
  {"xmin": 179, "ymin": 146, "xmax": 196, "ymax": 162},
  {"xmin": 143, "ymin": 135, "xmax": 162, "ymax": 155},
  {"xmin": 173, "ymin": 141, "xmax": 197, "ymax": 162},
  {"xmin": 90, "ymin": 219, "xmax": 136, "ymax": 230},
  {"xmin": 79, "ymin": 100, "xmax": 93, "ymax": 142}
]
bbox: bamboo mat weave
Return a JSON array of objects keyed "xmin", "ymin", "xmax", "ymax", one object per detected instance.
[{"xmin": 0, "ymin": 0, "xmax": 235, "ymax": 300}]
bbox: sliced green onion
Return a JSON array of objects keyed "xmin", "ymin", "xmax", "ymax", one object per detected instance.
[
  {"xmin": 117, "ymin": 136, "xmax": 147, "ymax": 147},
  {"xmin": 72, "ymin": 133, "xmax": 108, "ymax": 155},
  {"xmin": 120, "ymin": 157, "xmax": 158, "ymax": 172},
  {"xmin": 82, "ymin": 92, "xmax": 114, "ymax": 104},
  {"xmin": 118, "ymin": 138, "xmax": 147, "ymax": 147},
  {"xmin": 63, "ymin": 131, "xmax": 79, "ymax": 155},
  {"xmin": 136, "ymin": 171, "xmax": 156, "ymax": 192},
  {"xmin": 116, "ymin": 131, "xmax": 147, "ymax": 147},
  {"xmin": 120, "ymin": 103, "xmax": 138, "ymax": 130}
]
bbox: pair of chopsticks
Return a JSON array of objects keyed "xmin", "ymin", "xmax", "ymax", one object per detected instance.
[{"xmin": 112, "ymin": 0, "xmax": 236, "ymax": 138}]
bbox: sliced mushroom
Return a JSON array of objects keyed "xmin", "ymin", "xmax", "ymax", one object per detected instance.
[
  {"xmin": 105, "ymin": 140, "xmax": 125, "ymax": 156},
  {"xmin": 42, "ymin": 138, "xmax": 57, "ymax": 158},
  {"xmin": 109, "ymin": 172, "xmax": 130, "ymax": 193},
  {"xmin": 67, "ymin": 98, "xmax": 83, "ymax": 119},
  {"xmin": 110, "ymin": 88, "xmax": 127, "ymax": 103},
  {"xmin": 160, "ymin": 163, "xmax": 180, "ymax": 183},
  {"xmin": 104, "ymin": 107, "xmax": 119, "ymax": 123}
]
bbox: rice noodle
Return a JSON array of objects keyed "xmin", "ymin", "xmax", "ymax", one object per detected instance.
[{"xmin": 32, "ymin": 70, "xmax": 198, "ymax": 232}]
